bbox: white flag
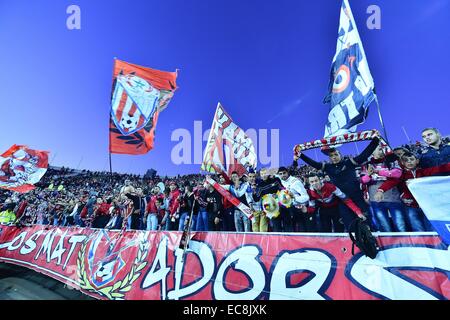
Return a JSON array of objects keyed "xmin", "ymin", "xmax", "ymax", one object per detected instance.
[{"xmin": 408, "ymin": 176, "xmax": 450, "ymax": 245}]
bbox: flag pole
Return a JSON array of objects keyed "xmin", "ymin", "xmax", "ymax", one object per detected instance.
[
  {"xmin": 374, "ymin": 95, "xmax": 390, "ymax": 146},
  {"xmin": 109, "ymin": 152, "xmax": 113, "ymax": 175},
  {"xmin": 401, "ymin": 125, "xmax": 412, "ymax": 144},
  {"xmin": 108, "ymin": 57, "xmax": 117, "ymax": 176}
]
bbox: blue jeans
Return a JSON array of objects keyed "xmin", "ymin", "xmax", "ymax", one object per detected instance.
[
  {"xmin": 234, "ymin": 209, "xmax": 252, "ymax": 232},
  {"xmin": 196, "ymin": 210, "xmax": 208, "ymax": 231},
  {"xmin": 74, "ymin": 214, "xmax": 85, "ymax": 227},
  {"xmin": 146, "ymin": 214, "xmax": 159, "ymax": 231},
  {"xmin": 405, "ymin": 207, "xmax": 434, "ymax": 232},
  {"xmin": 405, "ymin": 207, "xmax": 427, "ymax": 232},
  {"xmin": 371, "ymin": 202, "xmax": 407, "ymax": 232},
  {"xmin": 178, "ymin": 212, "xmax": 196, "ymax": 231}
]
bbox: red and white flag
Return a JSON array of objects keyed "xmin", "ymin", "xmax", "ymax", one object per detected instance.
[
  {"xmin": 109, "ymin": 59, "xmax": 178, "ymax": 155},
  {"xmin": 0, "ymin": 145, "xmax": 49, "ymax": 193},
  {"xmin": 201, "ymin": 103, "xmax": 257, "ymax": 177}
]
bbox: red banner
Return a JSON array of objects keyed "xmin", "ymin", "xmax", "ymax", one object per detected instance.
[
  {"xmin": 109, "ymin": 59, "xmax": 178, "ymax": 155},
  {"xmin": 0, "ymin": 145, "xmax": 49, "ymax": 193},
  {"xmin": 0, "ymin": 225, "xmax": 449, "ymax": 300}
]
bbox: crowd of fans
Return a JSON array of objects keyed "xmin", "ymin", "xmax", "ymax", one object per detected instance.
[{"xmin": 0, "ymin": 127, "xmax": 449, "ymax": 234}]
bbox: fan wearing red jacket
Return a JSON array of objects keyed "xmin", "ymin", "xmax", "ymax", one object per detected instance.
[
  {"xmin": 303, "ymin": 173, "xmax": 366, "ymax": 233},
  {"xmin": 92, "ymin": 198, "xmax": 111, "ymax": 229},
  {"xmin": 167, "ymin": 181, "xmax": 181, "ymax": 231},
  {"xmin": 145, "ymin": 186, "xmax": 165, "ymax": 231},
  {"xmin": 374, "ymin": 152, "xmax": 450, "ymax": 231}
]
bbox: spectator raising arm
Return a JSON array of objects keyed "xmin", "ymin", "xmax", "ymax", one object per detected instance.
[{"xmin": 353, "ymin": 136, "xmax": 381, "ymax": 165}]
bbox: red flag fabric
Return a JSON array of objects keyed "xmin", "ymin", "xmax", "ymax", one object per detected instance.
[
  {"xmin": 201, "ymin": 103, "xmax": 257, "ymax": 177},
  {"xmin": 109, "ymin": 59, "xmax": 178, "ymax": 155},
  {"xmin": 0, "ymin": 145, "xmax": 49, "ymax": 193}
]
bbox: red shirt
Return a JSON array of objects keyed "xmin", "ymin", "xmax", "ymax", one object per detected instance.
[
  {"xmin": 379, "ymin": 163, "xmax": 450, "ymax": 208},
  {"xmin": 146, "ymin": 194, "xmax": 165, "ymax": 213},
  {"xmin": 307, "ymin": 183, "xmax": 362, "ymax": 216},
  {"xmin": 96, "ymin": 203, "xmax": 111, "ymax": 216},
  {"xmin": 169, "ymin": 190, "xmax": 181, "ymax": 216}
]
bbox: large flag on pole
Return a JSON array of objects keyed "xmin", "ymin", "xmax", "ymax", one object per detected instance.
[
  {"xmin": 0, "ymin": 145, "xmax": 49, "ymax": 193},
  {"xmin": 407, "ymin": 176, "xmax": 450, "ymax": 246},
  {"xmin": 201, "ymin": 103, "xmax": 257, "ymax": 177},
  {"xmin": 109, "ymin": 59, "xmax": 178, "ymax": 155},
  {"xmin": 323, "ymin": 0, "xmax": 376, "ymax": 138}
]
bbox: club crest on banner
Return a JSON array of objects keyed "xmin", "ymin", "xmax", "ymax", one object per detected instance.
[
  {"xmin": 87, "ymin": 231, "xmax": 127, "ymax": 288},
  {"xmin": 111, "ymin": 74, "xmax": 161, "ymax": 136},
  {"xmin": 77, "ymin": 231, "xmax": 149, "ymax": 300}
]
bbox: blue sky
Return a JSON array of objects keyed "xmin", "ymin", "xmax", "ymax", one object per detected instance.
[{"xmin": 0, "ymin": 0, "xmax": 449, "ymax": 176}]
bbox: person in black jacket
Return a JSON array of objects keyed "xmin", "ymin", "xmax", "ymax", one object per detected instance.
[
  {"xmin": 293, "ymin": 133, "xmax": 381, "ymax": 230},
  {"xmin": 205, "ymin": 182, "xmax": 223, "ymax": 231},
  {"xmin": 253, "ymin": 168, "xmax": 284, "ymax": 232},
  {"xmin": 178, "ymin": 185, "xmax": 197, "ymax": 231}
]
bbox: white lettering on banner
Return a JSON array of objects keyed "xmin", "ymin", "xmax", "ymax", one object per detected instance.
[
  {"xmin": 20, "ymin": 230, "xmax": 43, "ymax": 255},
  {"xmin": 0, "ymin": 230, "xmax": 85, "ymax": 271},
  {"xmin": 50, "ymin": 231, "xmax": 68, "ymax": 266},
  {"xmin": 349, "ymin": 246, "xmax": 450, "ymax": 300},
  {"xmin": 213, "ymin": 246, "xmax": 266, "ymax": 300},
  {"xmin": 2, "ymin": 227, "xmax": 449, "ymax": 300},
  {"xmin": 327, "ymin": 92, "xmax": 359, "ymax": 135},
  {"xmin": 34, "ymin": 230, "xmax": 56, "ymax": 262},
  {"xmin": 5, "ymin": 232, "xmax": 27, "ymax": 251},
  {"xmin": 327, "ymin": 104, "xmax": 347, "ymax": 134},
  {"xmin": 168, "ymin": 241, "xmax": 215, "ymax": 300},
  {"xmin": 64, "ymin": 235, "xmax": 87, "ymax": 270},
  {"xmin": 141, "ymin": 236, "xmax": 171, "ymax": 300},
  {"xmin": 269, "ymin": 250, "xmax": 333, "ymax": 300},
  {"xmin": 354, "ymin": 75, "xmax": 371, "ymax": 96}
]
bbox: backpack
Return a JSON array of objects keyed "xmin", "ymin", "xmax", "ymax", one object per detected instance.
[{"xmin": 348, "ymin": 218, "xmax": 379, "ymax": 259}]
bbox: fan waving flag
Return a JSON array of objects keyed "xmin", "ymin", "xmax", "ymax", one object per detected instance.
[
  {"xmin": 201, "ymin": 103, "xmax": 257, "ymax": 177},
  {"xmin": 109, "ymin": 59, "xmax": 178, "ymax": 155},
  {"xmin": 0, "ymin": 145, "xmax": 49, "ymax": 193},
  {"xmin": 323, "ymin": 0, "xmax": 376, "ymax": 138}
]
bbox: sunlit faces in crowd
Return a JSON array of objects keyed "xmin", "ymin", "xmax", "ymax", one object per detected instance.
[
  {"xmin": 328, "ymin": 149, "xmax": 342, "ymax": 164},
  {"xmin": 421, "ymin": 128, "xmax": 441, "ymax": 147},
  {"xmin": 278, "ymin": 168, "xmax": 289, "ymax": 181},
  {"xmin": 308, "ymin": 174, "xmax": 323, "ymax": 191},
  {"xmin": 401, "ymin": 153, "xmax": 420, "ymax": 170}
]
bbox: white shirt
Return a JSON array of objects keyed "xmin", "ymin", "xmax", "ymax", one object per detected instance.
[{"xmin": 278, "ymin": 175, "xmax": 309, "ymax": 205}]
